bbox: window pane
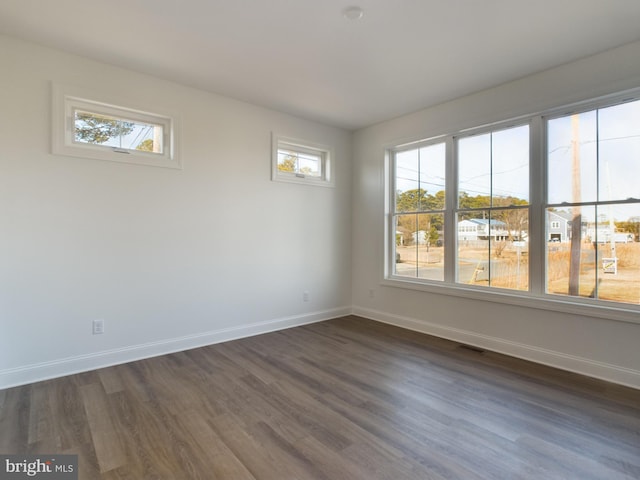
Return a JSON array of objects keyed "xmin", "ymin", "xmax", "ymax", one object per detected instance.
[
  {"xmin": 395, "ymin": 149, "xmax": 420, "ymax": 212},
  {"xmin": 547, "ymin": 111, "xmax": 598, "ymax": 204},
  {"xmin": 492, "ymin": 125, "xmax": 529, "ymax": 205},
  {"xmin": 277, "ymin": 149, "xmax": 322, "ymax": 177},
  {"xmin": 418, "ymin": 143, "xmax": 446, "ymax": 211},
  {"xmin": 459, "ymin": 126, "xmax": 529, "ymax": 208},
  {"xmin": 395, "ymin": 213, "xmax": 444, "ymax": 281},
  {"xmin": 297, "ymin": 152, "xmax": 321, "ymax": 177},
  {"xmin": 458, "ymin": 209, "xmax": 528, "ymax": 290},
  {"xmin": 277, "ymin": 150, "xmax": 296, "ymax": 172},
  {"xmin": 546, "ymin": 206, "xmax": 597, "ymax": 298},
  {"xmin": 457, "ymin": 211, "xmax": 490, "ymax": 284},
  {"xmin": 458, "ymin": 134, "xmax": 491, "ymax": 208},
  {"xmin": 417, "ymin": 213, "xmax": 444, "ymax": 281},
  {"xmin": 597, "ymin": 203, "xmax": 640, "ymax": 304},
  {"xmin": 74, "ymin": 110, "xmax": 163, "ymax": 153},
  {"xmin": 598, "ymin": 100, "xmax": 640, "ymax": 202},
  {"xmin": 395, "ymin": 143, "xmax": 445, "ymax": 213},
  {"xmin": 394, "ymin": 214, "xmax": 418, "ymax": 277}
]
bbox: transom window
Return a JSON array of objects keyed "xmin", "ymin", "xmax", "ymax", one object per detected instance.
[
  {"xmin": 387, "ymin": 91, "xmax": 640, "ymax": 317},
  {"xmin": 52, "ymin": 84, "xmax": 179, "ymax": 169},
  {"xmin": 272, "ymin": 135, "xmax": 333, "ymax": 186}
]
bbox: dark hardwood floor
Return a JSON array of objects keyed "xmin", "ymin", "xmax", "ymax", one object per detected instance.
[{"xmin": 1, "ymin": 316, "xmax": 639, "ymax": 479}]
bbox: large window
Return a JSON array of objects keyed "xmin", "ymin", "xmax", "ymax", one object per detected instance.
[
  {"xmin": 546, "ymin": 102, "xmax": 640, "ymax": 305},
  {"xmin": 393, "ymin": 142, "xmax": 446, "ymax": 281},
  {"xmin": 457, "ymin": 125, "xmax": 529, "ymax": 290},
  {"xmin": 386, "ymin": 91, "xmax": 640, "ymax": 318}
]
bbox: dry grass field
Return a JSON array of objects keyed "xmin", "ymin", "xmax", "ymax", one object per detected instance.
[
  {"xmin": 547, "ymin": 242, "xmax": 640, "ymax": 303},
  {"xmin": 396, "ymin": 242, "xmax": 639, "ymax": 304}
]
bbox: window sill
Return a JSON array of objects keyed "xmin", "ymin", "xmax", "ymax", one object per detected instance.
[
  {"xmin": 272, "ymin": 174, "xmax": 335, "ymax": 188},
  {"xmin": 381, "ymin": 276, "xmax": 640, "ymax": 325},
  {"xmin": 53, "ymin": 142, "xmax": 182, "ymax": 170}
]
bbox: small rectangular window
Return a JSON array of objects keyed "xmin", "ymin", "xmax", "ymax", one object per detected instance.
[
  {"xmin": 272, "ymin": 135, "xmax": 333, "ymax": 186},
  {"xmin": 53, "ymin": 84, "xmax": 180, "ymax": 169}
]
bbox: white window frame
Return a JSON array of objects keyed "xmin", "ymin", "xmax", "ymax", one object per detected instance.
[
  {"xmin": 453, "ymin": 121, "xmax": 531, "ymax": 286},
  {"xmin": 383, "ymin": 88, "xmax": 640, "ymax": 325},
  {"xmin": 271, "ymin": 134, "xmax": 334, "ymax": 187},
  {"xmin": 52, "ymin": 84, "xmax": 180, "ymax": 169},
  {"xmin": 390, "ymin": 137, "xmax": 448, "ymax": 282}
]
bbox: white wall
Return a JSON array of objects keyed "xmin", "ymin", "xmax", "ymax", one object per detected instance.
[
  {"xmin": 0, "ymin": 35, "xmax": 352, "ymax": 388},
  {"xmin": 352, "ymin": 41, "xmax": 640, "ymax": 389}
]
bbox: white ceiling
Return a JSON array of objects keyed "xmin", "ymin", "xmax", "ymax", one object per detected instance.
[{"xmin": 1, "ymin": 1, "xmax": 640, "ymax": 130}]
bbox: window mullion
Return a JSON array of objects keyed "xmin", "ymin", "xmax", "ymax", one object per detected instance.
[
  {"xmin": 444, "ymin": 136, "xmax": 457, "ymax": 283},
  {"xmin": 488, "ymin": 133, "xmax": 493, "ymax": 285},
  {"xmin": 529, "ymin": 116, "xmax": 545, "ymax": 295}
]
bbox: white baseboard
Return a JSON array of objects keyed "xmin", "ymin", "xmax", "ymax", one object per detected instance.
[
  {"xmin": 0, "ymin": 307, "xmax": 351, "ymax": 390},
  {"xmin": 353, "ymin": 306, "xmax": 640, "ymax": 390},
  {"xmin": 4, "ymin": 305, "xmax": 638, "ymax": 391}
]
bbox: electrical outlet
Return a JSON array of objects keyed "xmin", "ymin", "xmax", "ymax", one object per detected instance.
[
  {"xmin": 92, "ymin": 319, "xmax": 104, "ymax": 335},
  {"xmin": 303, "ymin": 291, "xmax": 310, "ymax": 302}
]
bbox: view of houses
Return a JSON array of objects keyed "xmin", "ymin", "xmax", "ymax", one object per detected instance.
[
  {"xmin": 548, "ymin": 211, "xmax": 636, "ymax": 244},
  {"xmin": 402, "ymin": 212, "xmax": 637, "ymax": 247},
  {"xmin": 395, "ymin": 210, "xmax": 639, "ymax": 303}
]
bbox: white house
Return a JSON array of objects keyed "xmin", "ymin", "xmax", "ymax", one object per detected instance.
[
  {"xmin": 412, "ymin": 230, "xmax": 428, "ymax": 245},
  {"xmin": 458, "ymin": 219, "xmax": 509, "ymax": 241},
  {"xmin": 548, "ymin": 210, "xmax": 573, "ymax": 242},
  {"xmin": 587, "ymin": 226, "xmax": 634, "ymax": 244}
]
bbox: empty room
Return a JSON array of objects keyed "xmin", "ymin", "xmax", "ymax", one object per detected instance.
[{"xmin": 1, "ymin": 1, "xmax": 639, "ymax": 479}]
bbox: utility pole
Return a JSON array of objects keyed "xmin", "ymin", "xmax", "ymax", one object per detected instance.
[
  {"xmin": 606, "ymin": 162, "xmax": 616, "ymax": 261},
  {"xmin": 568, "ymin": 114, "xmax": 582, "ymax": 296},
  {"xmin": 602, "ymin": 162, "xmax": 618, "ymax": 276}
]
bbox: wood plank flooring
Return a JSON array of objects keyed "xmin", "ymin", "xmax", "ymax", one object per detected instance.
[{"xmin": 1, "ymin": 315, "xmax": 639, "ymax": 479}]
